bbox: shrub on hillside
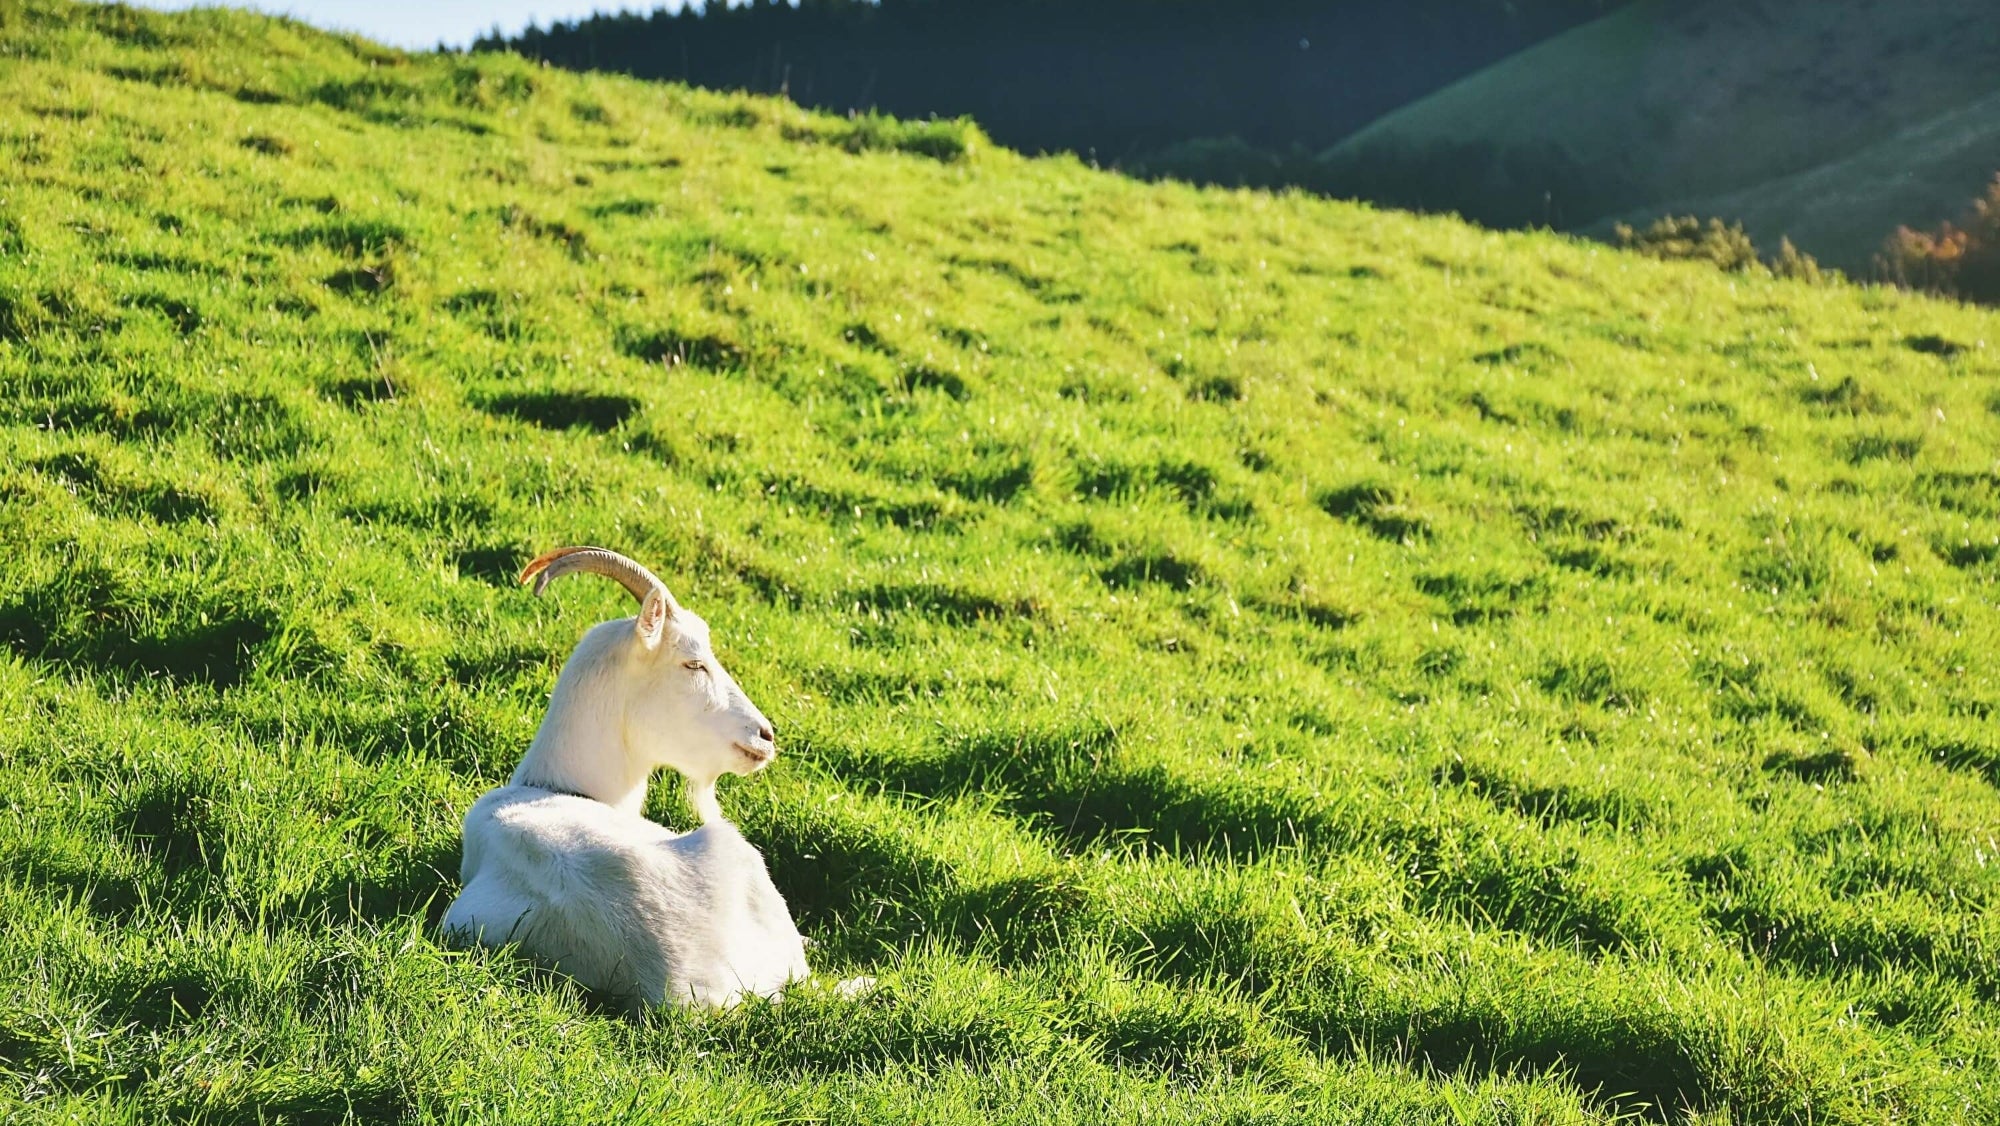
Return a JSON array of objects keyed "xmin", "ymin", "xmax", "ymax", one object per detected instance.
[
  {"xmin": 1614, "ymin": 216, "xmax": 1759, "ymax": 271},
  {"xmin": 783, "ymin": 112, "xmax": 986, "ymax": 163},
  {"xmin": 1876, "ymin": 175, "xmax": 2000, "ymax": 305},
  {"xmin": 839, "ymin": 113, "xmax": 985, "ymax": 163},
  {"xmin": 1614, "ymin": 215, "xmax": 1825, "ymax": 282},
  {"xmin": 1767, "ymin": 236, "xmax": 1824, "ymax": 283}
]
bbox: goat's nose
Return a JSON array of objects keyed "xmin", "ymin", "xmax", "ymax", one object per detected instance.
[{"xmin": 756, "ymin": 721, "xmax": 776, "ymax": 745}]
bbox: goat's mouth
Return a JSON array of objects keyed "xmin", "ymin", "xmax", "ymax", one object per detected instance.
[{"xmin": 733, "ymin": 741, "xmax": 775, "ymax": 768}]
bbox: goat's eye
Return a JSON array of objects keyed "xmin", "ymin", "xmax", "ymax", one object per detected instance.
[{"xmin": 682, "ymin": 660, "xmax": 706, "ymax": 673}]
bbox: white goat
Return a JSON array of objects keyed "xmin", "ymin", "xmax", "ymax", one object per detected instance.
[{"xmin": 442, "ymin": 546, "xmax": 812, "ymax": 1009}]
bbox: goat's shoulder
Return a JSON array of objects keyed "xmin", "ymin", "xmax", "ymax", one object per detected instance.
[
  {"xmin": 468, "ymin": 785, "xmax": 670, "ymax": 839},
  {"xmin": 460, "ymin": 785, "xmax": 678, "ymax": 881},
  {"xmin": 461, "ymin": 786, "xmax": 781, "ymax": 880}
]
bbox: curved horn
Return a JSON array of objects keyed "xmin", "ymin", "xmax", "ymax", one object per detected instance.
[{"xmin": 519, "ymin": 546, "xmax": 679, "ymax": 614}]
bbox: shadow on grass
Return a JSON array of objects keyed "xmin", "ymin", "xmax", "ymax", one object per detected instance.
[
  {"xmin": 32, "ymin": 450, "xmax": 217, "ymax": 523},
  {"xmin": 846, "ymin": 581, "xmax": 1043, "ymax": 626},
  {"xmin": 116, "ymin": 775, "xmax": 230, "ymax": 878},
  {"xmin": 125, "ymin": 292, "xmax": 204, "ymax": 335},
  {"xmin": 99, "ymin": 955, "xmax": 230, "ymax": 1027},
  {"xmin": 200, "ymin": 1083, "xmax": 416, "ymax": 1126},
  {"xmin": 682, "ymin": 975, "xmax": 1056, "ymax": 1076},
  {"xmin": 1050, "ymin": 522, "xmax": 1208, "ymax": 592},
  {"xmin": 753, "ymin": 814, "xmax": 950, "ymax": 961},
  {"xmin": 323, "ymin": 374, "xmax": 399, "ymax": 406},
  {"xmin": 279, "ymin": 218, "xmax": 408, "ymax": 256},
  {"xmin": 1904, "ymin": 334, "xmax": 1965, "ymax": 359},
  {"xmin": 480, "ymin": 388, "xmax": 641, "ymax": 432},
  {"xmin": 752, "ymin": 810, "xmax": 1085, "ymax": 967},
  {"xmin": 324, "ymin": 262, "xmax": 395, "ymax": 296},
  {"xmin": 1414, "ymin": 565, "xmax": 1549, "ymax": 626},
  {"xmin": 1318, "ymin": 480, "xmax": 1431, "ymax": 541},
  {"xmin": 1104, "ymin": 889, "xmax": 1709, "ymax": 1118},
  {"xmin": 0, "ymin": 568, "xmax": 277, "ymax": 688},
  {"xmin": 1433, "ymin": 758, "xmax": 1651, "ymax": 831},
  {"xmin": 6, "ymin": 843, "xmax": 146, "ymax": 921},
  {"xmin": 286, "ymin": 836, "xmax": 464, "ymax": 932},
  {"xmin": 807, "ymin": 722, "xmax": 1312, "ymax": 862},
  {"xmin": 1916, "ymin": 730, "xmax": 2000, "ymax": 789},
  {"xmin": 1682, "ymin": 847, "xmax": 1994, "ymax": 996},
  {"xmin": 616, "ymin": 326, "xmax": 744, "ymax": 369},
  {"xmin": 932, "ymin": 456, "xmax": 1033, "ymax": 505},
  {"xmin": 811, "ymin": 724, "xmax": 1650, "ymax": 955},
  {"xmin": 230, "ymin": 691, "xmax": 511, "ymax": 779},
  {"xmin": 449, "ymin": 544, "xmax": 527, "ymax": 586},
  {"xmin": 443, "ymin": 638, "xmax": 551, "ymax": 685},
  {"xmin": 1076, "ymin": 457, "xmax": 1257, "ymax": 523},
  {"xmin": 1097, "ymin": 551, "xmax": 1204, "ymax": 591},
  {"xmin": 1302, "ymin": 998, "xmax": 1716, "ymax": 1123}
]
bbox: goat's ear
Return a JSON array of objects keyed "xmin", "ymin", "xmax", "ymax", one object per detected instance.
[{"xmin": 636, "ymin": 588, "xmax": 671, "ymax": 650}]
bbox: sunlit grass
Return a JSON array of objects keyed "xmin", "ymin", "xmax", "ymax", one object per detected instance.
[{"xmin": 2, "ymin": 1, "xmax": 1999, "ymax": 1122}]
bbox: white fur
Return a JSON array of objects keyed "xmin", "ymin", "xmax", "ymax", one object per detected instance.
[{"xmin": 442, "ymin": 596, "xmax": 812, "ymax": 1009}]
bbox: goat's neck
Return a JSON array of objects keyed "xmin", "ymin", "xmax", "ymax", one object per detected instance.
[
  {"xmin": 509, "ymin": 635, "xmax": 734, "ymax": 822},
  {"xmin": 688, "ymin": 779, "xmax": 723, "ymax": 824},
  {"xmin": 510, "ymin": 662, "xmax": 730, "ymax": 823},
  {"xmin": 511, "ymin": 677, "xmax": 654, "ymax": 815}
]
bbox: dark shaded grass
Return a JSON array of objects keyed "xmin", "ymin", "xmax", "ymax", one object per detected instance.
[
  {"xmin": 30, "ymin": 449, "xmax": 217, "ymax": 523},
  {"xmin": 1288, "ymin": 992, "xmax": 1721, "ymax": 1123},
  {"xmin": 0, "ymin": 570, "xmax": 277, "ymax": 688},
  {"xmin": 1319, "ymin": 481, "xmax": 1431, "ymax": 541},
  {"xmin": 480, "ymin": 388, "xmax": 642, "ymax": 432}
]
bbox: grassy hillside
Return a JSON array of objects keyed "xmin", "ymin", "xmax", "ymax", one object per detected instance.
[
  {"xmin": 1322, "ymin": 0, "xmax": 2000, "ymax": 268},
  {"xmin": 4, "ymin": 2, "xmax": 2000, "ymax": 1122}
]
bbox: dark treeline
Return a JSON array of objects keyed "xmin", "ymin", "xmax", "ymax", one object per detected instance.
[{"xmin": 482, "ymin": 0, "xmax": 1624, "ymax": 179}]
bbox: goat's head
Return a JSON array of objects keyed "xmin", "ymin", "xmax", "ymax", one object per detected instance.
[{"xmin": 521, "ymin": 547, "xmax": 778, "ymax": 783}]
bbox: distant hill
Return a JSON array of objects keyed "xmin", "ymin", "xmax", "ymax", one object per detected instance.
[
  {"xmin": 1596, "ymin": 89, "xmax": 2000, "ymax": 272},
  {"xmin": 492, "ymin": 0, "xmax": 1624, "ymax": 168},
  {"xmin": 1320, "ymin": 0, "xmax": 2000, "ymax": 268}
]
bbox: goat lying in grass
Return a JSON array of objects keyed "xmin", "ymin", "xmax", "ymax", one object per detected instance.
[{"xmin": 442, "ymin": 546, "xmax": 812, "ymax": 1009}]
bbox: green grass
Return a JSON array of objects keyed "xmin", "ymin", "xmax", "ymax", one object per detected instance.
[
  {"xmin": 4, "ymin": 1, "xmax": 2000, "ymax": 1122},
  {"xmin": 1323, "ymin": 0, "xmax": 2000, "ymax": 270}
]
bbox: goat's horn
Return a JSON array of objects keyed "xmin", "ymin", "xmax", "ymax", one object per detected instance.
[{"xmin": 519, "ymin": 546, "xmax": 679, "ymax": 613}]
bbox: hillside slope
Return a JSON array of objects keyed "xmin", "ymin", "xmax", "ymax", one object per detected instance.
[
  {"xmin": 4, "ymin": 2, "xmax": 2000, "ymax": 1123},
  {"xmin": 1322, "ymin": 0, "xmax": 2000, "ymax": 265}
]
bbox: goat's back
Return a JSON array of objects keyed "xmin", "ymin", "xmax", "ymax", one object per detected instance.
[{"xmin": 443, "ymin": 786, "xmax": 809, "ymax": 1007}]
